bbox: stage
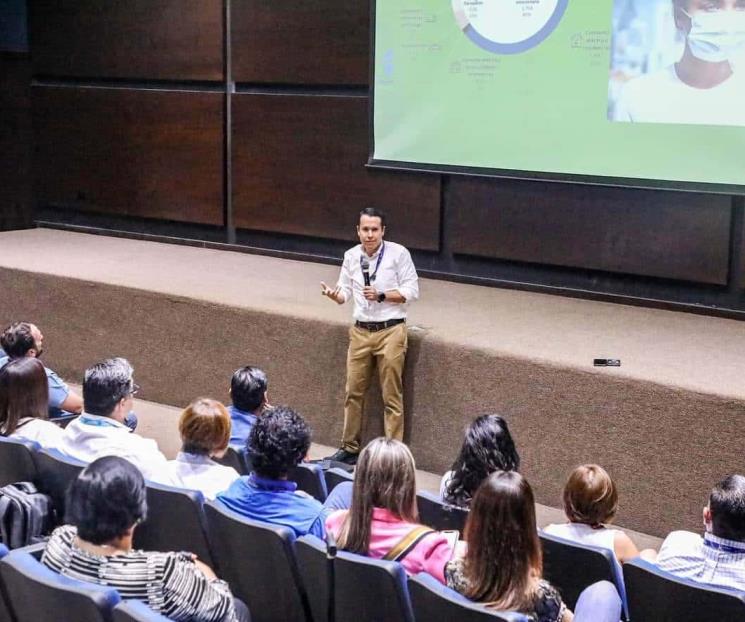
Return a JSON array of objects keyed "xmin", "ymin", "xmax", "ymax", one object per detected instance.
[{"xmin": 1, "ymin": 227, "xmax": 743, "ymax": 536}]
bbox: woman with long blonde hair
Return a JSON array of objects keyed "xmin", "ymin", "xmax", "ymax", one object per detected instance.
[{"xmin": 325, "ymin": 437, "xmax": 455, "ymax": 583}]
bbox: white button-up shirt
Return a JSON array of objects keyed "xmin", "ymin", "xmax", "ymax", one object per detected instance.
[
  {"xmin": 336, "ymin": 241, "xmax": 419, "ymax": 322},
  {"xmin": 157, "ymin": 452, "xmax": 240, "ymax": 500},
  {"xmin": 58, "ymin": 413, "xmax": 170, "ymax": 482}
]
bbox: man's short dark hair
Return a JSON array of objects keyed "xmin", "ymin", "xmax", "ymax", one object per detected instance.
[
  {"xmin": 0, "ymin": 322, "xmax": 36, "ymax": 358},
  {"xmin": 248, "ymin": 406, "xmax": 310, "ymax": 479},
  {"xmin": 66, "ymin": 456, "xmax": 147, "ymax": 544},
  {"xmin": 359, "ymin": 207, "xmax": 386, "ymax": 227},
  {"xmin": 83, "ymin": 357, "xmax": 134, "ymax": 417},
  {"xmin": 231, "ymin": 366, "xmax": 268, "ymax": 413},
  {"xmin": 710, "ymin": 475, "xmax": 745, "ymax": 542}
]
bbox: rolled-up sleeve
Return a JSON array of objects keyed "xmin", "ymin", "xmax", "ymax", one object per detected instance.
[
  {"xmin": 396, "ymin": 249, "xmax": 419, "ymax": 303},
  {"xmin": 336, "ymin": 253, "xmax": 353, "ymax": 304}
]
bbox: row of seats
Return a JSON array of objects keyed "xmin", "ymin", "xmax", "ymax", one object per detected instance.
[{"xmin": 1, "ymin": 437, "xmax": 744, "ymax": 621}]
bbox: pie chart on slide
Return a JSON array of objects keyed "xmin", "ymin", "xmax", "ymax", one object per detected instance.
[{"xmin": 452, "ymin": 0, "xmax": 568, "ymax": 55}]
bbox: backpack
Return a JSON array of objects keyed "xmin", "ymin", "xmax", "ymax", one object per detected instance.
[{"xmin": 0, "ymin": 482, "xmax": 56, "ymax": 549}]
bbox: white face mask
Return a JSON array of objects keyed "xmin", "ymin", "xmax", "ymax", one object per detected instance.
[{"xmin": 682, "ymin": 8, "xmax": 745, "ymax": 63}]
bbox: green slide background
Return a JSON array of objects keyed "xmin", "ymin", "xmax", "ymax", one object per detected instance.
[{"xmin": 373, "ymin": 1, "xmax": 745, "ymax": 187}]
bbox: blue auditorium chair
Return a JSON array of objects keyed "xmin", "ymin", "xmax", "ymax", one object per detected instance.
[
  {"xmin": 31, "ymin": 448, "xmax": 86, "ymax": 523},
  {"xmin": 0, "ymin": 543, "xmax": 11, "ymax": 622},
  {"xmin": 216, "ymin": 445, "xmax": 251, "ymax": 475},
  {"xmin": 324, "ymin": 466, "xmax": 354, "ymax": 493},
  {"xmin": 623, "ymin": 557, "xmax": 745, "ymax": 622},
  {"xmin": 288, "ymin": 462, "xmax": 328, "ymax": 502},
  {"xmin": 416, "ymin": 490, "xmax": 468, "ymax": 533},
  {"xmin": 204, "ymin": 500, "xmax": 310, "ymax": 622},
  {"xmin": 0, "ymin": 436, "xmax": 39, "ymax": 486},
  {"xmin": 409, "ymin": 572, "xmax": 529, "ymax": 621},
  {"xmin": 295, "ymin": 533, "xmax": 415, "ymax": 622},
  {"xmin": 113, "ymin": 600, "xmax": 172, "ymax": 622},
  {"xmin": 133, "ymin": 482, "xmax": 214, "ymax": 568},
  {"xmin": 539, "ymin": 531, "xmax": 627, "ymax": 618},
  {"xmin": 0, "ymin": 550, "xmax": 120, "ymax": 622}
]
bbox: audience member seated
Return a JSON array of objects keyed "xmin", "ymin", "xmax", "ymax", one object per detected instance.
[
  {"xmin": 445, "ymin": 471, "xmax": 622, "ymax": 622},
  {"xmin": 543, "ymin": 464, "xmax": 650, "ymax": 564},
  {"xmin": 228, "ymin": 366, "xmax": 269, "ymax": 446},
  {"xmin": 0, "ymin": 322, "xmax": 83, "ymax": 417},
  {"xmin": 157, "ymin": 398, "xmax": 240, "ymax": 499},
  {"xmin": 0, "ymin": 357, "xmax": 64, "ymax": 446},
  {"xmin": 326, "ymin": 437, "xmax": 456, "ymax": 583},
  {"xmin": 440, "ymin": 414, "xmax": 520, "ymax": 508},
  {"xmin": 58, "ymin": 358, "xmax": 169, "ymax": 480},
  {"xmin": 42, "ymin": 456, "xmax": 249, "ymax": 622},
  {"xmin": 216, "ymin": 406, "xmax": 350, "ymax": 537},
  {"xmin": 654, "ymin": 474, "xmax": 745, "ymax": 591}
]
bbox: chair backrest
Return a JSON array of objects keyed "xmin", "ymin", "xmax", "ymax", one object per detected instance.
[
  {"xmin": 623, "ymin": 557, "xmax": 745, "ymax": 622},
  {"xmin": 334, "ymin": 549, "xmax": 415, "ymax": 622},
  {"xmin": 0, "ymin": 543, "xmax": 12, "ymax": 622},
  {"xmin": 0, "ymin": 550, "xmax": 120, "ymax": 622},
  {"xmin": 203, "ymin": 500, "xmax": 310, "ymax": 622},
  {"xmin": 539, "ymin": 531, "xmax": 617, "ymax": 611},
  {"xmin": 133, "ymin": 482, "xmax": 214, "ymax": 568},
  {"xmin": 416, "ymin": 490, "xmax": 468, "ymax": 533},
  {"xmin": 31, "ymin": 448, "xmax": 86, "ymax": 523},
  {"xmin": 324, "ymin": 467, "xmax": 354, "ymax": 493},
  {"xmin": 113, "ymin": 600, "xmax": 172, "ymax": 622},
  {"xmin": 409, "ymin": 572, "xmax": 529, "ymax": 622},
  {"xmin": 288, "ymin": 463, "xmax": 328, "ymax": 502},
  {"xmin": 215, "ymin": 446, "xmax": 250, "ymax": 476},
  {"xmin": 295, "ymin": 535, "xmax": 331, "ymax": 622},
  {"xmin": 0, "ymin": 436, "xmax": 39, "ymax": 487}
]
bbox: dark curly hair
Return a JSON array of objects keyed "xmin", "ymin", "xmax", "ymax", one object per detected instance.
[
  {"xmin": 66, "ymin": 456, "xmax": 147, "ymax": 544},
  {"xmin": 444, "ymin": 414, "xmax": 520, "ymax": 508},
  {"xmin": 248, "ymin": 405, "xmax": 310, "ymax": 479}
]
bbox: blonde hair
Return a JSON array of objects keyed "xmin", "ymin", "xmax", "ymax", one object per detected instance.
[
  {"xmin": 563, "ymin": 464, "xmax": 618, "ymax": 527},
  {"xmin": 179, "ymin": 398, "xmax": 231, "ymax": 456},
  {"xmin": 337, "ymin": 438, "xmax": 419, "ymax": 553}
]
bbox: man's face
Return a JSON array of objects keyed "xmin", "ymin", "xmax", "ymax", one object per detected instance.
[
  {"xmin": 357, "ymin": 215, "xmax": 385, "ymax": 255},
  {"xmin": 29, "ymin": 324, "xmax": 44, "ymax": 358}
]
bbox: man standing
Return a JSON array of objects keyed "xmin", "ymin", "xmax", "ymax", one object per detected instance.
[{"xmin": 321, "ymin": 208, "xmax": 419, "ymax": 465}]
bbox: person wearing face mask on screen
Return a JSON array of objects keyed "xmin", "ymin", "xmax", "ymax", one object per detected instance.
[{"xmin": 614, "ymin": 0, "xmax": 745, "ymax": 126}]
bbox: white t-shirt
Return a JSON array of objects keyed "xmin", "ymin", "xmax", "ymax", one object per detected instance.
[
  {"xmin": 9, "ymin": 418, "xmax": 65, "ymax": 448},
  {"xmin": 614, "ymin": 65, "xmax": 745, "ymax": 127},
  {"xmin": 157, "ymin": 452, "xmax": 240, "ymax": 500},
  {"xmin": 543, "ymin": 522, "xmax": 619, "ymax": 553}
]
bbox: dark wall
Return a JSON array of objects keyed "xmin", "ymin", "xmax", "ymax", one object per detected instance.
[{"xmin": 22, "ymin": 1, "xmax": 745, "ymax": 315}]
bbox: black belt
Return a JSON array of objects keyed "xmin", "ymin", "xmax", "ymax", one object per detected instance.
[{"xmin": 355, "ymin": 318, "xmax": 405, "ymax": 332}]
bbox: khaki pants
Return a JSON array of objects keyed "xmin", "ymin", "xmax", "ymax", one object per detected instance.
[{"xmin": 341, "ymin": 322, "xmax": 408, "ymax": 453}]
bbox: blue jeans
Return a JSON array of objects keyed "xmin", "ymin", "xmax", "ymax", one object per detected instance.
[{"xmin": 573, "ymin": 581, "xmax": 622, "ymax": 622}]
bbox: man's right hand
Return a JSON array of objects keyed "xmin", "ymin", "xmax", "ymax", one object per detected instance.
[{"xmin": 321, "ymin": 281, "xmax": 344, "ymax": 304}]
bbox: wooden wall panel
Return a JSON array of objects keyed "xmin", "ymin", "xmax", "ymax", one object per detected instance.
[
  {"xmin": 232, "ymin": 94, "xmax": 440, "ymax": 251},
  {"xmin": 232, "ymin": 1, "xmax": 369, "ymax": 85},
  {"xmin": 33, "ymin": 86, "xmax": 224, "ymax": 226},
  {"xmin": 449, "ymin": 177, "xmax": 732, "ymax": 285},
  {"xmin": 29, "ymin": 0, "xmax": 223, "ymax": 80}
]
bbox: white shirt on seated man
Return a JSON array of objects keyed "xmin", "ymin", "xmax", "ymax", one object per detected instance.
[{"xmin": 58, "ymin": 357, "xmax": 170, "ymax": 482}]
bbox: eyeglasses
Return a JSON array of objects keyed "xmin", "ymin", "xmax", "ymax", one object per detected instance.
[{"xmin": 130, "ymin": 383, "xmax": 140, "ymax": 397}]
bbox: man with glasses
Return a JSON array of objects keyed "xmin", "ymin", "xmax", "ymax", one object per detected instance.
[{"xmin": 58, "ymin": 357, "xmax": 170, "ymax": 481}]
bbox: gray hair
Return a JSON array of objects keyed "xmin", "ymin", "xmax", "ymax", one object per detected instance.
[{"xmin": 83, "ymin": 357, "xmax": 135, "ymax": 417}]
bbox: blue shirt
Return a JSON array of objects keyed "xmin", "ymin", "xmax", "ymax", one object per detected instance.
[
  {"xmin": 228, "ymin": 405, "xmax": 258, "ymax": 446},
  {"xmin": 216, "ymin": 473, "xmax": 328, "ymax": 538},
  {"xmin": 0, "ymin": 355, "xmax": 70, "ymax": 415}
]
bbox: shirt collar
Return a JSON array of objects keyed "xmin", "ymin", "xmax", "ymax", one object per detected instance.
[
  {"xmin": 79, "ymin": 413, "xmax": 128, "ymax": 430},
  {"xmin": 360, "ymin": 242, "xmax": 383, "ymax": 260},
  {"xmin": 371, "ymin": 507, "xmax": 402, "ymax": 522},
  {"xmin": 176, "ymin": 452, "xmax": 216, "ymax": 466},
  {"xmin": 248, "ymin": 473, "xmax": 298, "ymax": 492},
  {"xmin": 229, "ymin": 405, "xmax": 259, "ymax": 420},
  {"xmin": 704, "ymin": 532, "xmax": 745, "ymax": 554}
]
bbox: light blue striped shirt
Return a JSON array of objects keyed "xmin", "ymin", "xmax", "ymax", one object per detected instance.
[{"xmin": 656, "ymin": 530, "xmax": 745, "ymax": 592}]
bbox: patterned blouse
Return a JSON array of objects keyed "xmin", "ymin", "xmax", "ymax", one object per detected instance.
[
  {"xmin": 445, "ymin": 557, "xmax": 566, "ymax": 622},
  {"xmin": 42, "ymin": 526, "xmax": 238, "ymax": 622}
]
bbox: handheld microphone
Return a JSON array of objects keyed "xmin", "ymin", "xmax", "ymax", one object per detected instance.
[{"xmin": 361, "ymin": 257, "xmax": 371, "ymax": 287}]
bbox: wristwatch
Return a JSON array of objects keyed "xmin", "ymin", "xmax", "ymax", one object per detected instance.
[{"xmin": 377, "ymin": 292, "xmax": 387, "ymax": 303}]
